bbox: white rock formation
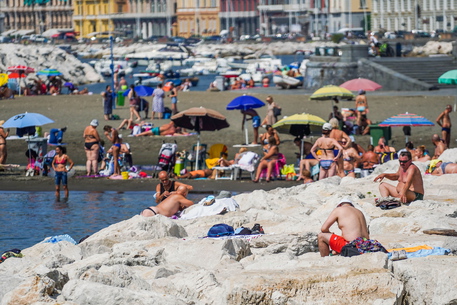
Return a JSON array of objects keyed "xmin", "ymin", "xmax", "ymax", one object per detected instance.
[
  {"xmin": 0, "ymin": 44, "xmax": 103, "ymax": 85},
  {"xmin": 1, "ymin": 152, "xmax": 457, "ymax": 304}
]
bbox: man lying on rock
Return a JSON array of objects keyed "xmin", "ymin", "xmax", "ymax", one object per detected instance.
[
  {"xmin": 141, "ymin": 185, "xmax": 194, "ymax": 217},
  {"xmin": 318, "ymin": 198, "xmax": 387, "ymax": 257}
]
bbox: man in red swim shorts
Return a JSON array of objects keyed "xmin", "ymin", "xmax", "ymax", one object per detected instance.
[{"xmin": 318, "ymin": 198, "xmax": 370, "ymax": 256}]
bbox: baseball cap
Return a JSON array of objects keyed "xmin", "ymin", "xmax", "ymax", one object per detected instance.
[
  {"xmin": 337, "ymin": 198, "xmax": 354, "ymax": 207},
  {"xmin": 322, "ymin": 123, "xmax": 332, "ymax": 131},
  {"xmin": 90, "ymin": 119, "xmax": 99, "ymax": 127}
]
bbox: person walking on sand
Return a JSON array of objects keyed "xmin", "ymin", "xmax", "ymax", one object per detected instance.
[
  {"xmin": 103, "ymin": 125, "xmax": 121, "ymax": 176},
  {"xmin": 261, "ymin": 96, "xmax": 281, "ymax": 126},
  {"xmin": 155, "ymin": 171, "xmax": 193, "ymax": 203},
  {"xmin": 152, "ymin": 83, "xmax": 165, "ymax": 120},
  {"xmin": 0, "ymin": 120, "xmax": 9, "ymax": 164},
  {"xmin": 83, "ymin": 119, "xmax": 101, "ymax": 176},
  {"xmin": 127, "ymin": 84, "xmax": 142, "ymax": 122},
  {"xmin": 141, "ymin": 185, "xmax": 194, "ymax": 217},
  {"xmin": 52, "ymin": 145, "xmax": 74, "ymax": 200},
  {"xmin": 241, "ymin": 108, "xmax": 261, "ymax": 144},
  {"xmin": 436, "ymin": 104, "xmax": 452, "ymax": 148},
  {"xmin": 101, "ymin": 85, "xmax": 113, "ymax": 121},
  {"xmin": 168, "ymin": 83, "xmax": 179, "ymax": 115},
  {"xmin": 311, "ymin": 123, "xmax": 343, "ymax": 180},
  {"xmin": 373, "ymin": 151, "xmax": 424, "ymax": 203},
  {"xmin": 318, "ymin": 198, "xmax": 370, "ymax": 256}
]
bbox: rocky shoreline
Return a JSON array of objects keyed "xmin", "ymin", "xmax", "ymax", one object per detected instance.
[{"xmin": 0, "ymin": 150, "xmax": 456, "ymax": 304}]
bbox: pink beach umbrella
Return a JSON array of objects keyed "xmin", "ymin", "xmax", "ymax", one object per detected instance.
[{"xmin": 340, "ymin": 78, "xmax": 382, "ymax": 92}]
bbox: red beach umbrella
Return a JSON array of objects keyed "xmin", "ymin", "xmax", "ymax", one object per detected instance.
[
  {"xmin": 340, "ymin": 78, "xmax": 382, "ymax": 91},
  {"xmin": 7, "ymin": 65, "xmax": 35, "ymax": 74},
  {"xmin": 7, "ymin": 72, "xmax": 26, "ymax": 79}
]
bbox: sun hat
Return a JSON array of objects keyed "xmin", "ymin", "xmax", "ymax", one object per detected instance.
[
  {"xmin": 322, "ymin": 123, "xmax": 332, "ymax": 131},
  {"xmin": 90, "ymin": 119, "xmax": 99, "ymax": 127},
  {"xmin": 337, "ymin": 198, "xmax": 354, "ymax": 207},
  {"xmin": 0, "ymin": 120, "xmax": 4, "ymax": 127}
]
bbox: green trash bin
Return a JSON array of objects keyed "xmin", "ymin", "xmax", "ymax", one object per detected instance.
[
  {"xmin": 315, "ymin": 47, "xmax": 321, "ymax": 56},
  {"xmin": 369, "ymin": 125, "xmax": 392, "ymax": 145},
  {"xmin": 117, "ymin": 91, "xmax": 125, "ymax": 107}
]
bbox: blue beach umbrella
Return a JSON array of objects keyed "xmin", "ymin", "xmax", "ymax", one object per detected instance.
[
  {"xmin": 378, "ymin": 112, "xmax": 434, "ymax": 142},
  {"xmin": 36, "ymin": 69, "xmax": 62, "ymax": 76},
  {"xmin": 123, "ymin": 85, "xmax": 154, "ymax": 97},
  {"xmin": 3, "ymin": 112, "xmax": 54, "ymax": 129},
  {"xmin": 227, "ymin": 94, "xmax": 266, "ymax": 144}
]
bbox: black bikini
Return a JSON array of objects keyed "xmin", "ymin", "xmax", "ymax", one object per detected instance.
[{"xmin": 141, "ymin": 207, "xmax": 157, "ymax": 215}]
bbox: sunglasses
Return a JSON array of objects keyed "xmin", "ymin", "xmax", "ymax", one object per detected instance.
[{"xmin": 399, "ymin": 160, "xmax": 410, "ymax": 164}]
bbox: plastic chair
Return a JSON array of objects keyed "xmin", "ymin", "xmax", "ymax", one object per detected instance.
[
  {"xmin": 259, "ymin": 153, "xmax": 286, "ymax": 181},
  {"xmin": 205, "ymin": 143, "xmax": 228, "ymax": 169}
]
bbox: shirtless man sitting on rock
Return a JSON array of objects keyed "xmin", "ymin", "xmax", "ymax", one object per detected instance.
[
  {"xmin": 373, "ymin": 151, "xmax": 424, "ymax": 203},
  {"xmin": 318, "ymin": 198, "xmax": 369, "ymax": 256},
  {"xmin": 141, "ymin": 185, "xmax": 194, "ymax": 217}
]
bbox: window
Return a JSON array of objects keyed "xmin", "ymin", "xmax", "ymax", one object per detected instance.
[
  {"xmin": 151, "ymin": 1, "xmax": 155, "ymax": 12},
  {"xmin": 211, "ymin": 0, "xmax": 216, "ymax": 7}
]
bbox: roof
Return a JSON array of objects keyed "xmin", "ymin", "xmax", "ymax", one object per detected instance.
[{"xmin": 42, "ymin": 28, "xmax": 74, "ymax": 37}]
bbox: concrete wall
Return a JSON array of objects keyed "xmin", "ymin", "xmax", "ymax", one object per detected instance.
[{"xmin": 304, "ymin": 60, "xmax": 358, "ymax": 90}]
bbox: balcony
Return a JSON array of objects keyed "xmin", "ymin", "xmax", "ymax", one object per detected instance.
[{"xmin": 257, "ymin": 4, "xmax": 283, "ymax": 11}]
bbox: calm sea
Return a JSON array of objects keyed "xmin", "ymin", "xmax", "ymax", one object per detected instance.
[{"xmin": 0, "ymin": 191, "xmax": 213, "ymax": 251}]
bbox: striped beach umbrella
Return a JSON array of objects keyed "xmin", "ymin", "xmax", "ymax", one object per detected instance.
[
  {"xmin": 36, "ymin": 68, "xmax": 62, "ymax": 76},
  {"xmin": 379, "ymin": 112, "xmax": 434, "ymax": 142}
]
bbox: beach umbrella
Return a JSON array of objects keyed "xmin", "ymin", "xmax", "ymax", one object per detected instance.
[
  {"xmin": 7, "ymin": 72, "xmax": 26, "ymax": 79},
  {"xmin": 0, "ymin": 73, "xmax": 8, "ymax": 87},
  {"xmin": 272, "ymin": 113, "xmax": 326, "ymax": 159},
  {"xmin": 309, "ymin": 85, "xmax": 355, "ymax": 100},
  {"xmin": 3, "ymin": 112, "xmax": 54, "ymax": 129},
  {"xmin": 438, "ymin": 70, "xmax": 457, "ymax": 110},
  {"xmin": 340, "ymin": 78, "xmax": 382, "ymax": 91},
  {"xmin": 171, "ymin": 107, "xmax": 229, "ymax": 170},
  {"xmin": 7, "ymin": 65, "xmax": 35, "ymax": 96},
  {"xmin": 122, "ymin": 85, "xmax": 154, "ymax": 97},
  {"xmin": 378, "ymin": 112, "xmax": 434, "ymax": 142},
  {"xmin": 36, "ymin": 68, "xmax": 62, "ymax": 76},
  {"xmin": 226, "ymin": 94, "xmax": 266, "ymax": 144}
]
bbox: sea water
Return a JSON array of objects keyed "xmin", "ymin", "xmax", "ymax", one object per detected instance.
[{"xmin": 0, "ymin": 191, "xmax": 213, "ymax": 251}]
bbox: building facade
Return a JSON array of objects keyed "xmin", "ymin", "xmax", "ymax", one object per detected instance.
[
  {"xmin": 176, "ymin": 0, "xmax": 220, "ymax": 37},
  {"xmin": 0, "ymin": 0, "xmax": 73, "ymax": 35},
  {"xmin": 371, "ymin": 0, "xmax": 457, "ymax": 33},
  {"xmin": 257, "ymin": 0, "xmax": 310, "ymax": 36},
  {"xmin": 74, "ymin": 0, "xmax": 175, "ymax": 39},
  {"xmin": 219, "ymin": 0, "xmax": 258, "ymax": 37}
]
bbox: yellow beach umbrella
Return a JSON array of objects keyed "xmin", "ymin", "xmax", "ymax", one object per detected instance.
[
  {"xmin": 0, "ymin": 73, "xmax": 8, "ymax": 87},
  {"xmin": 309, "ymin": 85, "xmax": 355, "ymax": 100}
]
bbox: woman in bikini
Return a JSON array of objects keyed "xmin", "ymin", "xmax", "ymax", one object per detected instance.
[
  {"xmin": 311, "ymin": 123, "xmax": 343, "ymax": 180},
  {"xmin": 83, "ymin": 119, "xmax": 101, "ymax": 176},
  {"xmin": 52, "ymin": 145, "xmax": 74, "ymax": 199},
  {"xmin": 253, "ymin": 136, "xmax": 279, "ymax": 183},
  {"xmin": 341, "ymin": 140, "xmax": 361, "ymax": 178},
  {"xmin": 103, "ymin": 125, "xmax": 121, "ymax": 176},
  {"xmin": 413, "ymin": 145, "xmax": 431, "ymax": 162},
  {"xmin": 355, "ymin": 90, "xmax": 369, "ymax": 126},
  {"xmin": 259, "ymin": 125, "xmax": 280, "ymax": 151},
  {"xmin": 329, "ymin": 118, "xmax": 351, "ymax": 177},
  {"xmin": 0, "ymin": 120, "xmax": 9, "ymax": 164}
]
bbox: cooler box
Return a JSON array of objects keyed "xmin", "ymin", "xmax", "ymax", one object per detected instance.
[
  {"xmin": 174, "ymin": 160, "xmax": 184, "ymax": 176},
  {"xmin": 369, "ymin": 125, "xmax": 392, "ymax": 145},
  {"xmin": 117, "ymin": 91, "xmax": 125, "ymax": 106}
]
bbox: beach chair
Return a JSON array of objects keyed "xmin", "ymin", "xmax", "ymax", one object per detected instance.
[
  {"xmin": 232, "ymin": 151, "xmax": 260, "ymax": 180},
  {"xmin": 205, "ymin": 143, "xmax": 228, "ymax": 169},
  {"xmin": 259, "ymin": 153, "xmax": 286, "ymax": 181},
  {"xmin": 153, "ymin": 141, "xmax": 178, "ymax": 178}
]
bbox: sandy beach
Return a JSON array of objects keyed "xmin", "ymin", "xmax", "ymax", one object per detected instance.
[{"xmin": 0, "ymin": 89, "xmax": 454, "ymax": 191}]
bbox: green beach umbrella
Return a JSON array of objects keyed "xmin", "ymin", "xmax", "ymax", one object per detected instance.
[{"xmin": 438, "ymin": 70, "xmax": 457, "ymax": 110}]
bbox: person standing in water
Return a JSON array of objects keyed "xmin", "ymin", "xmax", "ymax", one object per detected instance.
[{"xmin": 52, "ymin": 145, "xmax": 74, "ymax": 199}]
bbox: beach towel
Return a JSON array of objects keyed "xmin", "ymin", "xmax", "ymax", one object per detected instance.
[
  {"xmin": 41, "ymin": 234, "xmax": 77, "ymax": 245},
  {"xmin": 387, "ymin": 247, "xmax": 450, "ymax": 259},
  {"xmin": 180, "ymin": 197, "xmax": 239, "ymax": 220}
]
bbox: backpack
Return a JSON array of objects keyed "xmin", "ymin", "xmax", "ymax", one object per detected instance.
[{"xmin": 207, "ymin": 224, "xmax": 234, "ymax": 237}]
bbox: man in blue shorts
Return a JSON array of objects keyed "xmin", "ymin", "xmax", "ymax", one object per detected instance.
[{"xmin": 241, "ymin": 108, "xmax": 260, "ymax": 144}]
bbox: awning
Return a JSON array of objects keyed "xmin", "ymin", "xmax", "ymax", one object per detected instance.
[
  {"xmin": 42, "ymin": 28, "xmax": 74, "ymax": 37},
  {"xmin": 1, "ymin": 29, "xmax": 17, "ymax": 36},
  {"xmin": 14, "ymin": 29, "xmax": 35, "ymax": 36},
  {"xmin": 87, "ymin": 32, "xmax": 100, "ymax": 37}
]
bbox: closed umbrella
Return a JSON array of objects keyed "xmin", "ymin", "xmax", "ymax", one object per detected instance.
[
  {"xmin": 226, "ymin": 94, "xmax": 265, "ymax": 144},
  {"xmin": 171, "ymin": 107, "xmax": 229, "ymax": 170},
  {"xmin": 378, "ymin": 112, "xmax": 434, "ymax": 142},
  {"xmin": 340, "ymin": 78, "xmax": 382, "ymax": 91},
  {"xmin": 272, "ymin": 113, "xmax": 326, "ymax": 159}
]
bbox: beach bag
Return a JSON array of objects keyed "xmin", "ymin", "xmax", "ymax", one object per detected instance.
[
  {"xmin": 281, "ymin": 164, "xmax": 295, "ymax": 176},
  {"xmin": 379, "ymin": 152, "xmax": 398, "ymax": 164},
  {"xmin": 207, "ymin": 224, "xmax": 234, "ymax": 237},
  {"xmin": 273, "ymin": 106, "xmax": 281, "ymax": 117}
]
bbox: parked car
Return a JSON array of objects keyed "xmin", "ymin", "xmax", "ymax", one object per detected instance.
[
  {"xmin": 0, "ymin": 36, "xmax": 11, "ymax": 43},
  {"xmin": 204, "ymin": 35, "xmax": 223, "ymax": 42},
  {"xmin": 20, "ymin": 35, "xmax": 31, "ymax": 42},
  {"xmin": 170, "ymin": 36, "xmax": 186, "ymax": 43},
  {"xmin": 395, "ymin": 30, "xmax": 411, "ymax": 38},
  {"xmin": 30, "ymin": 34, "xmax": 48, "ymax": 43}
]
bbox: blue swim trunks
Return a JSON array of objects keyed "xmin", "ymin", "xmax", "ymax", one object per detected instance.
[
  {"xmin": 252, "ymin": 116, "xmax": 261, "ymax": 128},
  {"xmin": 152, "ymin": 127, "xmax": 160, "ymax": 135},
  {"xmin": 54, "ymin": 171, "xmax": 68, "ymax": 186}
]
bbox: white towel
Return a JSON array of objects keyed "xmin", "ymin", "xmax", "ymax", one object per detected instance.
[{"xmin": 180, "ymin": 198, "xmax": 239, "ymax": 220}]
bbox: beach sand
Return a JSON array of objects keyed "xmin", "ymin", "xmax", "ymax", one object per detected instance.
[{"xmin": 0, "ymin": 90, "xmax": 453, "ymax": 191}]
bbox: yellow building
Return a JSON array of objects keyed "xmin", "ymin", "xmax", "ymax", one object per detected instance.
[
  {"xmin": 176, "ymin": 0, "xmax": 220, "ymax": 37},
  {"xmin": 74, "ymin": 0, "xmax": 128, "ymax": 38}
]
